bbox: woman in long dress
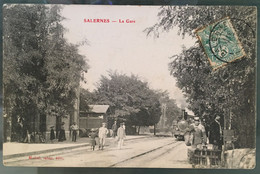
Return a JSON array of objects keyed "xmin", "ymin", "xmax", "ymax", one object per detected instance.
[
  {"xmin": 50, "ymin": 126, "xmax": 55, "ymax": 143},
  {"xmin": 58, "ymin": 124, "xmax": 66, "ymax": 142}
]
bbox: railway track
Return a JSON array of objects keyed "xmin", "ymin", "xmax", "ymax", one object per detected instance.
[
  {"xmin": 4, "ymin": 136, "xmax": 184, "ymax": 167},
  {"xmin": 3, "ymin": 136, "xmax": 154, "ymax": 165},
  {"xmin": 109, "ymin": 140, "xmax": 183, "ymax": 167}
]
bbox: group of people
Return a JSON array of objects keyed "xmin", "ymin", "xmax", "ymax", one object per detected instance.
[
  {"xmin": 187, "ymin": 115, "xmax": 223, "ymax": 150},
  {"xmin": 88, "ymin": 121, "xmax": 126, "ymax": 151},
  {"xmin": 23, "ymin": 130, "xmax": 45, "ymax": 143},
  {"xmin": 50, "ymin": 122, "xmax": 79, "ymax": 143},
  {"xmin": 187, "ymin": 115, "xmax": 223, "ymax": 163},
  {"xmin": 49, "ymin": 120, "xmax": 126, "ymax": 150}
]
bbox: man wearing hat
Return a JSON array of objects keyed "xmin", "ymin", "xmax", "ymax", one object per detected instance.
[
  {"xmin": 187, "ymin": 116, "xmax": 207, "ymax": 163},
  {"xmin": 191, "ymin": 117, "xmax": 207, "ymax": 148},
  {"xmin": 98, "ymin": 122, "xmax": 109, "ymax": 150},
  {"xmin": 71, "ymin": 122, "xmax": 79, "ymax": 142},
  {"xmin": 209, "ymin": 115, "xmax": 223, "ymax": 150},
  {"xmin": 111, "ymin": 120, "xmax": 118, "ymax": 138},
  {"xmin": 89, "ymin": 128, "xmax": 97, "ymax": 151},
  {"xmin": 117, "ymin": 123, "xmax": 126, "ymax": 149}
]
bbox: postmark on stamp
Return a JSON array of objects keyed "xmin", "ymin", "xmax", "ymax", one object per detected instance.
[{"xmin": 196, "ymin": 17, "xmax": 246, "ymax": 70}]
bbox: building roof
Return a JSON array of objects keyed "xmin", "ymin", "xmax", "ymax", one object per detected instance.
[{"xmin": 87, "ymin": 105, "xmax": 109, "ymax": 114}]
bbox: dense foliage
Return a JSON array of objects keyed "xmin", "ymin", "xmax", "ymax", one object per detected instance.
[
  {"xmin": 3, "ymin": 5, "xmax": 88, "ymax": 138},
  {"xmin": 80, "ymin": 81, "xmax": 182, "ymax": 134},
  {"xmin": 80, "ymin": 72, "xmax": 162, "ymax": 132},
  {"xmin": 146, "ymin": 6, "xmax": 256, "ymax": 148}
]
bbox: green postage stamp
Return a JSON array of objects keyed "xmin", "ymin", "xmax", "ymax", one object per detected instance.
[{"xmin": 196, "ymin": 17, "xmax": 246, "ymax": 70}]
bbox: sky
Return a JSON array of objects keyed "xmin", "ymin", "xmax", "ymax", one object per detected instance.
[{"xmin": 61, "ymin": 5, "xmax": 195, "ymax": 110}]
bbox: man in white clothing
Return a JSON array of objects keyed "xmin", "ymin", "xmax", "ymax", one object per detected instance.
[
  {"xmin": 117, "ymin": 123, "xmax": 126, "ymax": 149},
  {"xmin": 98, "ymin": 122, "xmax": 109, "ymax": 150}
]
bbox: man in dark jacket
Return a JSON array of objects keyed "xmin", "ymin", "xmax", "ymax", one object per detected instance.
[
  {"xmin": 209, "ymin": 115, "xmax": 223, "ymax": 150},
  {"xmin": 112, "ymin": 120, "xmax": 117, "ymax": 138}
]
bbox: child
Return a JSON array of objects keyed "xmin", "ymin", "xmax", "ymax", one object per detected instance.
[{"xmin": 89, "ymin": 128, "xmax": 97, "ymax": 151}]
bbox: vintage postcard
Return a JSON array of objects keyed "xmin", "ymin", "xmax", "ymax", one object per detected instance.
[{"xmin": 2, "ymin": 4, "xmax": 256, "ymax": 168}]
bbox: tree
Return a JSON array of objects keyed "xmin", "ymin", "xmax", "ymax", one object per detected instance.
[
  {"xmin": 94, "ymin": 71, "xmax": 162, "ymax": 134},
  {"xmin": 146, "ymin": 6, "xmax": 256, "ymax": 148},
  {"xmin": 79, "ymin": 88, "xmax": 97, "ymax": 111},
  {"xmin": 3, "ymin": 4, "xmax": 88, "ymax": 140}
]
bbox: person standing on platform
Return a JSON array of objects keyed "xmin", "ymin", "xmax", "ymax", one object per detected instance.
[
  {"xmin": 112, "ymin": 120, "xmax": 117, "ymax": 138},
  {"xmin": 117, "ymin": 123, "xmax": 126, "ymax": 149},
  {"xmin": 191, "ymin": 117, "xmax": 207, "ymax": 148},
  {"xmin": 58, "ymin": 122, "xmax": 66, "ymax": 142},
  {"xmin": 98, "ymin": 122, "xmax": 109, "ymax": 150},
  {"xmin": 209, "ymin": 115, "xmax": 223, "ymax": 150},
  {"xmin": 71, "ymin": 122, "xmax": 79, "ymax": 142},
  {"xmin": 50, "ymin": 126, "xmax": 55, "ymax": 143},
  {"xmin": 187, "ymin": 117, "xmax": 207, "ymax": 163}
]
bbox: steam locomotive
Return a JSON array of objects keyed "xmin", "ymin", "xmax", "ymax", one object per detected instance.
[{"xmin": 172, "ymin": 110, "xmax": 193, "ymax": 141}]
